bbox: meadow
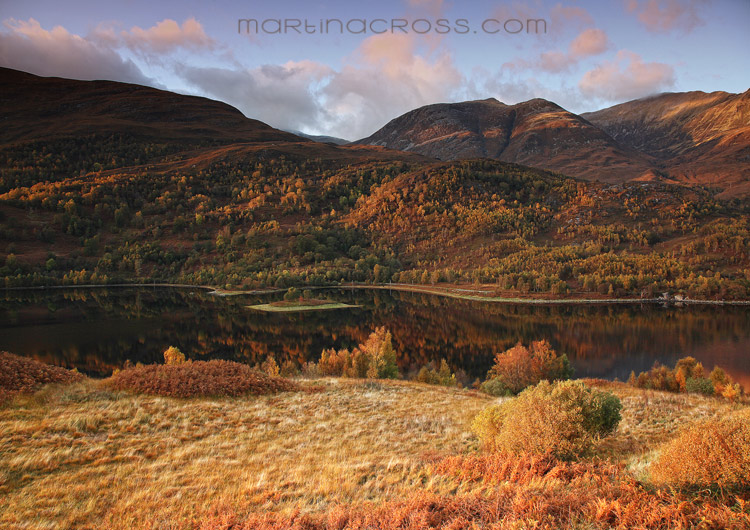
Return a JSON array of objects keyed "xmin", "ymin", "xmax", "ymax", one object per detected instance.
[{"xmin": 1, "ymin": 355, "xmax": 748, "ymax": 529}]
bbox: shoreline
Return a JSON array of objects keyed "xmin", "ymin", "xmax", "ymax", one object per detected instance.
[{"xmin": 2, "ymin": 282, "xmax": 750, "ymax": 306}]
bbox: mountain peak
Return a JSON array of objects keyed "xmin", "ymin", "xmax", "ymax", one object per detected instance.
[{"xmin": 355, "ymin": 97, "xmax": 652, "ymax": 183}]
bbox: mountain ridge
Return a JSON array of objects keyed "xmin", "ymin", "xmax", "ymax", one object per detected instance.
[
  {"xmin": 582, "ymin": 89, "xmax": 750, "ymax": 197},
  {"xmin": 354, "ymin": 97, "xmax": 658, "ymax": 185},
  {"xmin": 356, "ymin": 90, "xmax": 749, "ymax": 196}
]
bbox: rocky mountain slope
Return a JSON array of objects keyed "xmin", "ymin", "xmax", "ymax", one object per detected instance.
[
  {"xmin": 354, "ymin": 98, "xmax": 657, "ymax": 184},
  {"xmin": 582, "ymin": 90, "xmax": 750, "ymax": 197}
]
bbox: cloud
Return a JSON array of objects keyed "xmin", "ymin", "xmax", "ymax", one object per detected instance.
[
  {"xmin": 570, "ymin": 28, "xmax": 608, "ymax": 57},
  {"xmin": 0, "ymin": 18, "xmax": 149, "ymax": 84},
  {"xmin": 507, "ymin": 28, "xmax": 610, "ymax": 73},
  {"xmin": 579, "ymin": 50, "xmax": 675, "ymax": 101},
  {"xmin": 465, "ymin": 66, "xmax": 587, "ymax": 112},
  {"xmin": 93, "ymin": 18, "xmax": 215, "ymax": 54},
  {"xmin": 178, "ymin": 32, "xmax": 463, "ymax": 140},
  {"xmin": 178, "ymin": 60, "xmax": 334, "ymax": 134},
  {"xmin": 326, "ymin": 33, "xmax": 463, "ymax": 137},
  {"xmin": 625, "ymin": 0, "xmax": 709, "ymax": 33}
]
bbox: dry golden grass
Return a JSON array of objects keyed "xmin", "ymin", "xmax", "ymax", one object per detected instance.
[
  {"xmin": 1, "ymin": 376, "xmax": 748, "ymax": 530},
  {"xmin": 0, "ymin": 378, "xmax": 489, "ymax": 530},
  {"xmin": 592, "ymin": 380, "xmax": 747, "ymax": 468},
  {"xmin": 201, "ymin": 453, "xmax": 750, "ymax": 530}
]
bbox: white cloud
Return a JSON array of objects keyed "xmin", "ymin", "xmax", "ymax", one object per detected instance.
[
  {"xmin": 93, "ymin": 18, "xmax": 215, "ymax": 54},
  {"xmin": 178, "ymin": 32, "xmax": 464, "ymax": 140},
  {"xmin": 0, "ymin": 18, "xmax": 149, "ymax": 84},
  {"xmin": 579, "ymin": 50, "xmax": 675, "ymax": 101},
  {"xmin": 178, "ymin": 60, "xmax": 334, "ymax": 135}
]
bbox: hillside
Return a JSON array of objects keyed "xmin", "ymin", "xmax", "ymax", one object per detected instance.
[
  {"xmin": 0, "ymin": 68, "xmax": 427, "ymax": 191},
  {"xmin": 0, "ymin": 69, "xmax": 749, "ymax": 300},
  {"xmin": 583, "ymin": 90, "xmax": 750, "ymax": 197},
  {"xmin": 1, "ymin": 374, "xmax": 747, "ymax": 529},
  {"xmin": 287, "ymin": 130, "xmax": 350, "ymax": 145},
  {"xmin": 0, "ymin": 67, "xmax": 304, "ymax": 146},
  {"xmin": 355, "ymin": 98, "xmax": 656, "ymax": 184}
]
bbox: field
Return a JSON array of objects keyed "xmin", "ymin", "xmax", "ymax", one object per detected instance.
[{"xmin": 1, "ymin": 375, "xmax": 747, "ymax": 529}]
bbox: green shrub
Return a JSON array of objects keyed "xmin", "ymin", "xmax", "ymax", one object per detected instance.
[
  {"xmin": 416, "ymin": 359, "xmax": 456, "ymax": 386},
  {"xmin": 685, "ymin": 376, "xmax": 714, "ymax": 395},
  {"xmin": 479, "ymin": 378, "xmax": 513, "ymax": 397},
  {"xmin": 472, "ymin": 380, "xmax": 622, "ymax": 460}
]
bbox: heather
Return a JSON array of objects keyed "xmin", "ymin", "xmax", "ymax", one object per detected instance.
[
  {"xmin": 107, "ymin": 359, "xmax": 300, "ymax": 398},
  {"xmin": 0, "ymin": 351, "xmax": 83, "ymax": 403},
  {"xmin": 650, "ymin": 409, "xmax": 750, "ymax": 489}
]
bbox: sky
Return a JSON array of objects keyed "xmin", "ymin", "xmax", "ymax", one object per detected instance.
[{"xmin": 0, "ymin": 0, "xmax": 748, "ymax": 140}]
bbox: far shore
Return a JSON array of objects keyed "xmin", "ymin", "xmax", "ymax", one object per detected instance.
[{"xmin": 3, "ymin": 282, "xmax": 750, "ymax": 306}]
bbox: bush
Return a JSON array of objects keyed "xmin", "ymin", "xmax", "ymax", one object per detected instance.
[
  {"xmin": 280, "ymin": 360, "xmax": 299, "ymax": 377},
  {"xmin": 650, "ymin": 409, "xmax": 750, "ymax": 489},
  {"xmin": 416, "ymin": 359, "xmax": 456, "ymax": 386},
  {"xmin": 163, "ymin": 346, "xmax": 186, "ymax": 365},
  {"xmin": 319, "ymin": 347, "xmax": 349, "ymax": 376},
  {"xmin": 283, "ymin": 287, "xmax": 300, "ymax": 301},
  {"xmin": 479, "ymin": 377, "xmax": 513, "ymax": 397},
  {"xmin": 107, "ymin": 360, "xmax": 299, "ymax": 398},
  {"xmin": 685, "ymin": 376, "xmax": 714, "ymax": 395},
  {"xmin": 472, "ymin": 380, "xmax": 622, "ymax": 460},
  {"xmin": 0, "ymin": 351, "xmax": 84, "ymax": 403},
  {"xmin": 260, "ymin": 356, "xmax": 280, "ymax": 377},
  {"xmin": 629, "ymin": 357, "xmax": 743, "ymax": 400},
  {"xmin": 710, "ymin": 367, "xmax": 743, "ymax": 401},
  {"xmin": 483, "ymin": 340, "xmax": 572, "ymax": 395},
  {"xmin": 316, "ymin": 327, "xmax": 399, "ymax": 379}
]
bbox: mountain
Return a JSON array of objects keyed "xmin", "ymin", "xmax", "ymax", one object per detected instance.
[
  {"xmin": 354, "ymin": 98, "xmax": 657, "ymax": 184},
  {"xmin": 287, "ymin": 130, "xmax": 350, "ymax": 145},
  {"xmin": 0, "ymin": 68, "xmax": 428, "ymax": 190},
  {"xmin": 0, "ymin": 67, "xmax": 303, "ymax": 146},
  {"xmin": 582, "ymin": 90, "xmax": 750, "ymax": 198},
  {"xmin": 1, "ymin": 69, "xmax": 748, "ymax": 301}
]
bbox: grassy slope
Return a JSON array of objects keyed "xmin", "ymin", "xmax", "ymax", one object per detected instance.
[{"xmin": 0, "ymin": 378, "xmax": 746, "ymax": 530}]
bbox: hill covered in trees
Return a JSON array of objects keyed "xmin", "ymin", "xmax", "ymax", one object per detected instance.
[{"xmin": 1, "ymin": 69, "xmax": 749, "ymax": 300}]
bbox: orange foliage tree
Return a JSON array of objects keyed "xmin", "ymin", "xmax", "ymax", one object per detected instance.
[{"xmin": 483, "ymin": 340, "xmax": 572, "ymax": 395}]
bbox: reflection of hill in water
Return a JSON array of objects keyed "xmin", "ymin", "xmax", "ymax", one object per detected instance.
[{"xmin": 1, "ymin": 288, "xmax": 748, "ymax": 386}]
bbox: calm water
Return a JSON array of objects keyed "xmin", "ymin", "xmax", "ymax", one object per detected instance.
[{"xmin": 1, "ymin": 287, "xmax": 749, "ymax": 387}]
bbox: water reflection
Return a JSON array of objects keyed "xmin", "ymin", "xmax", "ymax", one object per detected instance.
[{"xmin": 1, "ymin": 288, "xmax": 748, "ymax": 387}]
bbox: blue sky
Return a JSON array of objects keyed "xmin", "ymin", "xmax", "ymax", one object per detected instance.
[{"xmin": 1, "ymin": 0, "xmax": 748, "ymax": 139}]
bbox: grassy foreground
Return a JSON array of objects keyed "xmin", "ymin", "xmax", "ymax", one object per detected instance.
[{"xmin": 0, "ymin": 377, "xmax": 747, "ymax": 529}]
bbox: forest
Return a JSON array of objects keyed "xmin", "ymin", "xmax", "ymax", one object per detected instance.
[{"xmin": 1, "ymin": 133, "xmax": 749, "ymax": 299}]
